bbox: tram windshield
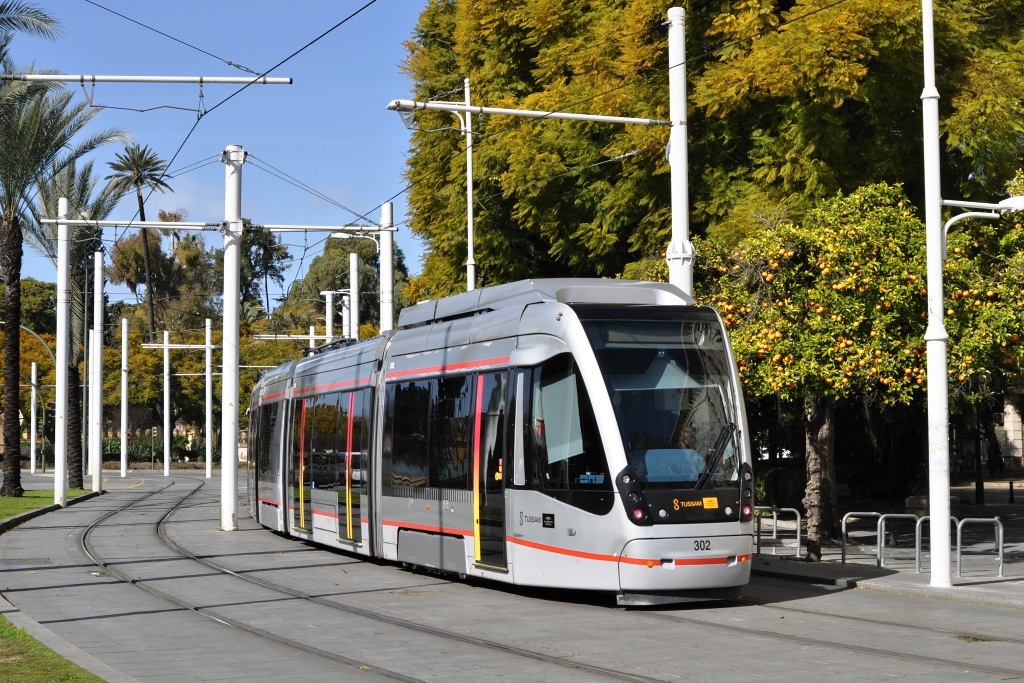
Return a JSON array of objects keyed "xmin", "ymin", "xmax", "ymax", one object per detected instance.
[{"xmin": 578, "ymin": 306, "xmax": 741, "ymax": 490}]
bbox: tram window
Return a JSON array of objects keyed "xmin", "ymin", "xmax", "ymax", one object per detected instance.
[
  {"xmin": 290, "ymin": 399, "xmax": 310, "ymax": 494},
  {"xmin": 256, "ymin": 403, "xmax": 278, "ymax": 477},
  {"xmin": 479, "ymin": 372, "xmax": 508, "ymax": 494},
  {"xmin": 525, "ymin": 354, "xmax": 611, "ymax": 495},
  {"xmin": 310, "ymin": 393, "xmax": 341, "ymax": 490},
  {"xmin": 347, "ymin": 388, "xmax": 371, "ymax": 492},
  {"xmin": 428, "ymin": 375, "xmax": 472, "ymax": 490},
  {"xmin": 387, "ymin": 380, "xmax": 430, "ymax": 488}
]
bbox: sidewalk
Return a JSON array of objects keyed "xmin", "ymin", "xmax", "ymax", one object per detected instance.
[{"xmin": 751, "ymin": 478, "xmax": 1024, "ymax": 609}]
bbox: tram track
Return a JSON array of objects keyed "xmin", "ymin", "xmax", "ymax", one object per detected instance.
[
  {"xmin": 75, "ymin": 477, "xmax": 1024, "ymax": 681},
  {"xmin": 78, "ymin": 479, "xmax": 416, "ymax": 681},
  {"xmin": 79, "ymin": 477, "xmax": 664, "ymax": 683}
]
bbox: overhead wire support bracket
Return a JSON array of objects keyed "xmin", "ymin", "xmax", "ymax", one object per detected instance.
[
  {"xmin": 386, "ymin": 99, "xmax": 669, "ymax": 127},
  {"xmin": 0, "ymin": 73, "xmax": 292, "ymax": 114},
  {"xmin": 1, "ymin": 74, "xmax": 293, "ymax": 84}
]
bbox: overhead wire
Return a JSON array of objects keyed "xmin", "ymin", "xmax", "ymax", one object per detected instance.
[
  {"xmin": 83, "ymin": 0, "xmax": 260, "ymax": 75},
  {"xmin": 95, "ymin": 0, "xmax": 384, "ymax": 282}
]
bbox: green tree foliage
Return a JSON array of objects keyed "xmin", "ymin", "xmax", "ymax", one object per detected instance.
[
  {"xmin": 403, "ymin": 0, "xmax": 677, "ymax": 296},
  {"xmin": 0, "ymin": 277, "xmax": 55, "ymax": 334},
  {"xmin": 107, "ymin": 231, "xmax": 173, "ymax": 307},
  {"xmin": 279, "ymin": 234, "xmax": 410, "ymax": 337},
  {"xmin": 403, "ymin": 0, "xmax": 1024, "ymax": 280},
  {"xmin": 239, "ymin": 220, "xmax": 290, "ymax": 313}
]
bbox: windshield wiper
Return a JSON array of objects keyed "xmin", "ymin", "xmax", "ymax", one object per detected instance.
[{"xmin": 695, "ymin": 423, "xmax": 736, "ymax": 490}]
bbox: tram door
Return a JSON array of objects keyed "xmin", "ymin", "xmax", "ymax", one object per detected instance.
[
  {"xmin": 291, "ymin": 398, "xmax": 313, "ymax": 532},
  {"xmin": 474, "ymin": 372, "xmax": 508, "ymax": 569},
  {"xmin": 338, "ymin": 390, "xmax": 366, "ymax": 545}
]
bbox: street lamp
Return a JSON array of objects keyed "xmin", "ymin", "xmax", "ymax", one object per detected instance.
[
  {"xmin": 390, "ymin": 78, "xmax": 476, "ymax": 291},
  {"xmin": 923, "ymin": 189, "xmax": 1024, "ymax": 587}
]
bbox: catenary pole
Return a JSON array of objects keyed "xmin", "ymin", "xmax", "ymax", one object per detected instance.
[
  {"xmin": 221, "ymin": 144, "xmax": 244, "ymax": 531},
  {"xmin": 921, "ymin": 0, "xmax": 951, "ymax": 588},
  {"xmin": 54, "ymin": 198, "xmax": 69, "ymax": 507},
  {"xmin": 121, "ymin": 318, "xmax": 128, "ymax": 477},
  {"xmin": 324, "ymin": 291, "xmax": 335, "ymax": 343},
  {"xmin": 91, "ymin": 251, "xmax": 103, "ymax": 492},
  {"xmin": 464, "ymin": 78, "xmax": 475, "ymax": 291},
  {"xmin": 30, "ymin": 362, "xmax": 37, "ymax": 474},
  {"xmin": 206, "ymin": 318, "xmax": 213, "ymax": 479},
  {"xmin": 380, "ymin": 202, "xmax": 394, "ymax": 332},
  {"xmin": 350, "ymin": 253, "xmax": 359, "ymax": 341},
  {"xmin": 163, "ymin": 330, "xmax": 171, "ymax": 477},
  {"xmin": 666, "ymin": 7, "xmax": 694, "ymax": 294}
]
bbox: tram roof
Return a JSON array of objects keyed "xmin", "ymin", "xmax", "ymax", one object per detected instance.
[{"xmin": 397, "ymin": 278, "xmax": 693, "ymax": 329}]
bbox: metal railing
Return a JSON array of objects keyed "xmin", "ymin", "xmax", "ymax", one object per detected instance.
[
  {"xmin": 877, "ymin": 513, "xmax": 920, "ymax": 567},
  {"xmin": 957, "ymin": 517, "xmax": 1004, "ymax": 578},
  {"xmin": 754, "ymin": 506, "xmax": 802, "ymax": 556},
  {"xmin": 841, "ymin": 512, "xmax": 882, "ymax": 564}
]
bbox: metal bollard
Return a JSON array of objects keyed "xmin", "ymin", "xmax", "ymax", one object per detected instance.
[{"xmin": 1010, "ymin": 481, "xmax": 1015, "ymax": 504}]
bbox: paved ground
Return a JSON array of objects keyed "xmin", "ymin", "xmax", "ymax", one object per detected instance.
[{"xmin": 0, "ymin": 469, "xmax": 1021, "ymax": 681}]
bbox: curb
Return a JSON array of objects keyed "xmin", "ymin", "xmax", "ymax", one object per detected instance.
[{"xmin": 0, "ymin": 491, "xmax": 102, "ymax": 535}]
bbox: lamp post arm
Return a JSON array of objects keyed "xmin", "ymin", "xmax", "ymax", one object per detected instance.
[{"xmin": 941, "ymin": 211, "xmax": 1000, "ymax": 259}]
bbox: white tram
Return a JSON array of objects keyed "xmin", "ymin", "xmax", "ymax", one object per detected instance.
[{"xmin": 247, "ymin": 279, "xmax": 754, "ymax": 605}]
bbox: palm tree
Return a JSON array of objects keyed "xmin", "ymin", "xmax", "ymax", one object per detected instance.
[
  {"xmin": 105, "ymin": 144, "xmax": 172, "ymax": 343},
  {"xmin": 31, "ymin": 160, "xmax": 120, "ymax": 489},
  {"xmin": 1, "ymin": 45, "xmax": 127, "ymax": 496},
  {"xmin": 0, "ymin": 2, "xmax": 57, "ymax": 35}
]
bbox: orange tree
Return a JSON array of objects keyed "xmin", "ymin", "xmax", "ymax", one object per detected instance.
[
  {"xmin": 698, "ymin": 180, "xmax": 1024, "ymax": 558},
  {"xmin": 697, "ymin": 183, "xmax": 930, "ymax": 559}
]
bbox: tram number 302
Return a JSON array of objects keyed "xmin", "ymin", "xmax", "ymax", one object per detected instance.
[{"xmin": 694, "ymin": 539, "xmax": 712, "ymax": 551}]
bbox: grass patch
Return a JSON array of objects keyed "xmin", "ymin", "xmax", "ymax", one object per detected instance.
[
  {"xmin": 0, "ymin": 490, "xmax": 91, "ymax": 520},
  {"xmin": 0, "ymin": 614, "xmax": 104, "ymax": 682}
]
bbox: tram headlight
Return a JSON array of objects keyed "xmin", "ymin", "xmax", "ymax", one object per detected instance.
[
  {"xmin": 631, "ymin": 507, "xmax": 646, "ymax": 522},
  {"xmin": 741, "ymin": 504, "xmax": 753, "ymax": 519},
  {"xmin": 627, "ymin": 491, "xmax": 640, "ymax": 503}
]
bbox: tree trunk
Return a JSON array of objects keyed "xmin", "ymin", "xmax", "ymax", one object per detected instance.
[
  {"xmin": 802, "ymin": 394, "xmax": 839, "ymax": 561},
  {"xmin": 67, "ymin": 363, "xmax": 84, "ymax": 489},
  {"xmin": 1, "ymin": 214, "xmax": 24, "ymax": 497},
  {"xmin": 136, "ymin": 187, "xmax": 157, "ymax": 343}
]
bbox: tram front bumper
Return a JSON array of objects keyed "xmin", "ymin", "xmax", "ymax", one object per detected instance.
[{"xmin": 618, "ymin": 535, "xmax": 753, "ymax": 591}]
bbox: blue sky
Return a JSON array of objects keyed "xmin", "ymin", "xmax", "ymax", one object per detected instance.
[{"xmin": 8, "ymin": 0, "xmax": 428, "ymax": 306}]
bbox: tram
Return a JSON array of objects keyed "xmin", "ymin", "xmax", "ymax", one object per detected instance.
[{"xmin": 247, "ymin": 279, "xmax": 754, "ymax": 605}]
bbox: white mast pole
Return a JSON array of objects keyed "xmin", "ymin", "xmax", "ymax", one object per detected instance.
[{"xmin": 221, "ymin": 145, "xmax": 244, "ymax": 530}]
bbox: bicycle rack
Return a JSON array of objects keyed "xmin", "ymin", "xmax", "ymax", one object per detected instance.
[
  {"xmin": 877, "ymin": 514, "xmax": 919, "ymax": 567},
  {"xmin": 754, "ymin": 506, "xmax": 802, "ymax": 556},
  {"xmin": 841, "ymin": 512, "xmax": 882, "ymax": 564},
  {"xmin": 956, "ymin": 517, "xmax": 1004, "ymax": 578}
]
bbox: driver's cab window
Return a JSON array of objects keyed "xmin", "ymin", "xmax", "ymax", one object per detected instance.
[{"xmin": 525, "ymin": 354, "xmax": 610, "ymax": 493}]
